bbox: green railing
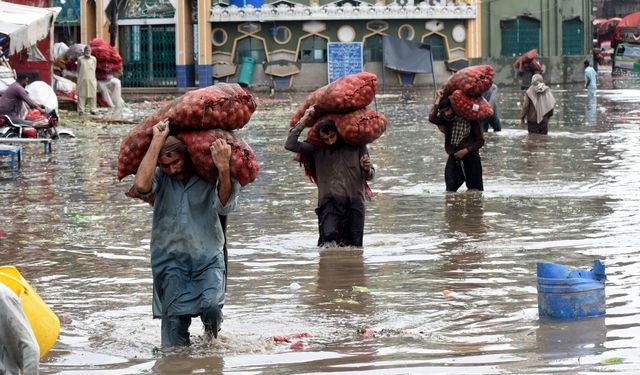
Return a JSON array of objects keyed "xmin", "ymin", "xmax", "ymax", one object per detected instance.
[{"xmin": 119, "ymin": 25, "xmax": 176, "ymax": 87}]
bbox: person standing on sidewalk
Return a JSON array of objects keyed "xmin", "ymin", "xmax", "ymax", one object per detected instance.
[{"xmin": 77, "ymin": 45, "xmax": 97, "ymax": 115}]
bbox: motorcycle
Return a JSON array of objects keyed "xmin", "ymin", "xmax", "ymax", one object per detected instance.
[{"xmin": 0, "ymin": 109, "xmax": 76, "ymax": 139}]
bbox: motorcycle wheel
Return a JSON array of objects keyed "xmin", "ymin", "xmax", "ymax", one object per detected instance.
[{"xmin": 2, "ymin": 130, "xmax": 20, "ymax": 138}]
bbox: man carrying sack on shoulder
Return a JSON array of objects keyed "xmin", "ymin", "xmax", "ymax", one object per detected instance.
[{"xmin": 133, "ymin": 120, "xmax": 241, "ymax": 347}]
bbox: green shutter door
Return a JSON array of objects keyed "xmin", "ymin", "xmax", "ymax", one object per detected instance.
[
  {"xmin": 120, "ymin": 25, "xmax": 176, "ymax": 87},
  {"xmin": 563, "ymin": 18, "xmax": 583, "ymax": 56},
  {"xmin": 501, "ymin": 18, "xmax": 540, "ymax": 57},
  {"xmin": 424, "ymin": 35, "xmax": 446, "ymax": 61}
]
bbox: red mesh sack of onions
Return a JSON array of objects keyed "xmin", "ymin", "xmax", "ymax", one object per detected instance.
[
  {"xmin": 441, "ymin": 65, "xmax": 495, "ymax": 97},
  {"xmin": 163, "ymin": 84, "xmax": 256, "ymax": 131},
  {"xmin": 513, "ymin": 48, "xmax": 538, "ymax": 69},
  {"xmin": 118, "ymin": 126, "xmax": 154, "ymax": 180},
  {"xmin": 313, "ymin": 108, "xmax": 387, "ymax": 146},
  {"xmin": 289, "ymin": 72, "xmax": 378, "ymax": 126},
  {"xmin": 450, "ymin": 90, "xmax": 494, "ymax": 122},
  {"xmin": 176, "ymin": 129, "xmax": 259, "ymax": 187},
  {"xmin": 117, "ymin": 83, "xmax": 256, "ymax": 180},
  {"xmin": 89, "ymin": 38, "xmax": 123, "ymax": 79}
]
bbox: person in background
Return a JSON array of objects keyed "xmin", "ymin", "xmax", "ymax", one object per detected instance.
[
  {"xmin": 520, "ymin": 74, "xmax": 556, "ymax": 135},
  {"xmin": 285, "ymin": 105, "xmax": 375, "ymax": 248},
  {"xmin": 592, "ymin": 45, "xmax": 600, "ymax": 72},
  {"xmin": 0, "ymin": 74, "xmax": 46, "ymax": 123},
  {"xmin": 481, "ymin": 83, "xmax": 501, "ymax": 132},
  {"xmin": 133, "ymin": 120, "xmax": 240, "ymax": 347},
  {"xmin": 76, "ymin": 45, "xmax": 97, "ymax": 116},
  {"xmin": 429, "ymin": 93, "xmax": 485, "ymax": 192},
  {"xmin": 584, "ymin": 60, "xmax": 597, "ymax": 97},
  {"xmin": 0, "ymin": 282, "xmax": 40, "ymax": 375}
]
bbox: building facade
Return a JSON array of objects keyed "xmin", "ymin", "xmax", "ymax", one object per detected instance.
[
  {"xmin": 477, "ymin": 0, "xmax": 593, "ymax": 85},
  {"xmin": 72, "ymin": 0, "xmax": 594, "ymax": 88},
  {"xmin": 76, "ymin": 0, "xmax": 482, "ymax": 88}
]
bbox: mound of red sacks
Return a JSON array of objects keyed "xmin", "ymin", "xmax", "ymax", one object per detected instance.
[
  {"xmin": 118, "ymin": 83, "xmax": 259, "ymax": 188},
  {"xmin": 290, "ymin": 72, "xmax": 387, "ymax": 146},
  {"xmin": 89, "ymin": 39, "xmax": 123, "ymax": 80},
  {"xmin": 438, "ymin": 65, "xmax": 495, "ymax": 122},
  {"xmin": 64, "ymin": 38, "xmax": 124, "ymax": 80},
  {"xmin": 513, "ymin": 48, "xmax": 543, "ymax": 73}
]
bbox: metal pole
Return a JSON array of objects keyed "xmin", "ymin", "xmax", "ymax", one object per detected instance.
[
  {"xmin": 381, "ymin": 35, "xmax": 386, "ymax": 94},
  {"xmin": 430, "ymin": 45, "xmax": 436, "ymax": 97}
]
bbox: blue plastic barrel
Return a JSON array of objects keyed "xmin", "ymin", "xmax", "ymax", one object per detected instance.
[{"xmin": 537, "ymin": 260, "xmax": 606, "ymax": 320}]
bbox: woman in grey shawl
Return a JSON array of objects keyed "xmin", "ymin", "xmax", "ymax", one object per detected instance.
[{"xmin": 520, "ymin": 74, "xmax": 556, "ymax": 134}]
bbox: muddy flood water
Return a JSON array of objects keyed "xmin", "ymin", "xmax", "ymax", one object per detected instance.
[{"xmin": 1, "ymin": 77, "xmax": 640, "ymax": 374}]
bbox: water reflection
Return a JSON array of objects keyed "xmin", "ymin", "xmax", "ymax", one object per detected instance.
[
  {"xmin": 585, "ymin": 95, "xmax": 598, "ymax": 126},
  {"xmin": 443, "ymin": 193, "xmax": 487, "ymax": 237},
  {"xmin": 536, "ymin": 317, "xmax": 607, "ymax": 360},
  {"xmin": 2, "ymin": 84, "xmax": 640, "ymax": 374},
  {"xmin": 315, "ymin": 248, "xmax": 370, "ymax": 316},
  {"xmin": 151, "ymin": 354, "xmax": 224, "ymax": 375}
]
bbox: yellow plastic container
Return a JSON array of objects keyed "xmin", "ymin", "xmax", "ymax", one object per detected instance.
[{"xmin": 0, "ymin": 266, "xmax": 60, "ymax": 358}]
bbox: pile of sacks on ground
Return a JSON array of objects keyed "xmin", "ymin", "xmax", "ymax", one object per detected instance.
[
  {"xmin": 513, "ymin": 48, "xmax": 543, "ymax": 74},
  {"xmin": 289, "ymin": 72, "xmax": 387, "ymax": 149},
  {"xmin": 436, "ymin": 65, "xmax": 495, "ymax": 122},
  {"xmin": 53, "ymin": 38, "xmax": 124, "ymax": 110},
  {"xmin": 118, "ymin": 83, "xmax": 259, "ymax": 193}
]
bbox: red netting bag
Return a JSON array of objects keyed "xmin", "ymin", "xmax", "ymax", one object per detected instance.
[
  {"xmin": 176, "ymin": 129, "xmax": 259, "ymax": 187},
  {"xmin": 117, "ymin": 126, "xmax": 154, "ymax": 180},
  {"xmin": 290, "ymin": 72, "xmax": 378, "ymax": 126},
  {"xmin": 117, "ymin": 84, "xmax": 256, "ymax": 180},
  {"xmin": 450, "ymin": 90, "xmax": 494, "ymax": 122},
  {"xmin": 147, "ymin": 83, "xmax": 256, "ymax": 131},
  {"xmin": 513, "ymin": 48, "xmax": 538, "ymax": 69},
  {"xmin": 441, "ymin": 65, "xmax": 495, "ymax": 98},
  {"xmin": 314, "ymin": 108, "xmax": 387, "ymax": 146},
  {"xmin": 89, "ymin": 38, "xmax": 124, "ymax": 80}
]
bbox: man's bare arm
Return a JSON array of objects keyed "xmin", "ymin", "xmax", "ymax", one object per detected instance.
[{"xmin": 134, "ymin": 120, "xmax": 169, "ymax": 193}]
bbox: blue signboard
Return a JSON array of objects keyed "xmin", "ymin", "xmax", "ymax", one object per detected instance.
[{"xmin": 327, "ymin": 42, "xmax": 363, "ymax": 83}]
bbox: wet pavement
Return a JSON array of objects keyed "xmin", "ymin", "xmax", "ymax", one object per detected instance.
[{"xmin": 1, "ymin": 74, "xmax": 640, "ymax": 374}]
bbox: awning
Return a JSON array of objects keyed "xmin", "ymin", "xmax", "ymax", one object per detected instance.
[{"xmin": 0, "ymin": 1, "xmax": 60, "ymax": 55}]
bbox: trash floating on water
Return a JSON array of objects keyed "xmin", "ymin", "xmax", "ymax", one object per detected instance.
[{"xmin": 537, "ymin": 260, "xmax": 606, "ymax": 320}]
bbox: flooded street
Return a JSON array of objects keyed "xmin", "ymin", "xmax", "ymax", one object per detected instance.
[{"xmin": 1, "ymin": 77, "xmax": 640, "ymax": 374}]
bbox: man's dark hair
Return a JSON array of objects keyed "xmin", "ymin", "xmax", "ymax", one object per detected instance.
[
  {"xmin": 16, "ymin": 73, "xmax": 28, "ymax": 82},
  {"xmin": 584, "ymin": 60, "xmax": 590, "ymax": 68},
  {"xmin": 317, "ymin": 120, "xmax": 337, "ymax": 135},
  {"xmin": 438, "ymin": 96, "xmax": 452, "ymax": 110}
]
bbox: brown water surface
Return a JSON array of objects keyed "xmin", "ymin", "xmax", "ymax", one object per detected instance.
[{"xmin": 1, "ymin": 78, "xmax": 639, "ymax": 374}]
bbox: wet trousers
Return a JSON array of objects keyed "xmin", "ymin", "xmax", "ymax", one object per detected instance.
[
  {"xmin": 315, "ymin": 197, "xmax": 365, "ymax": 247},
  {"xmin": 445, "ymin": 151, "xmax": 483, "ymax": 192},
  {"xmin": 160, "ymin": 304, "xmax": 223, "ymax": 347}
]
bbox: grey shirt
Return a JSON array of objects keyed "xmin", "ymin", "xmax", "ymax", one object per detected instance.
[
  {"xmin": 285, "ymin": 122, "xmax": 374, "ymax": 201},
  {"xmin": 147, "ymin": 170, "xmax": 240, "ymax": 317},
  {"xmin": 0, "ymin": 283, "xmax": 39, "ymax": 375}
]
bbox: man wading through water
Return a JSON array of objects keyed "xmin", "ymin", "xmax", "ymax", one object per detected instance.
[
  {"xmin": 429, "ymin": 92, "xmax": 485, "ymax": 192},
  {"xmin": 285, "ymin": 105, "xmax": 375, "ymax": 247},
  {"xmin": 133, "ymin": 120, "xmax": 240, "ymax": 347}
]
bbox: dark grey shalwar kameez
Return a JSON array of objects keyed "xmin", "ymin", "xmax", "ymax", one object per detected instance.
[
  {"xmin": 146, "ymin": 169, "xmax": 240, "ymax": 346},
  {"xmin": 285, "ymin": 122, "xmax": 375, "ymax": 247}
]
